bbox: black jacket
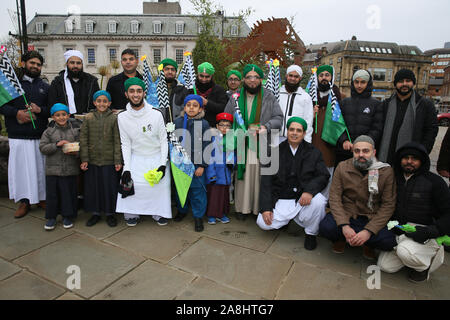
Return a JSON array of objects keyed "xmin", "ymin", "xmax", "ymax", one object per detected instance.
[
  {"xmin": 164, "ymin": 80, "xmax": 189, "ymax": 123},
  {"xmin": 48, "ymin": 70, "xmax": 100, "ymax": 114},
  {"xmin": 0, "ymin": 76, "xmax": 50, "ymax": 139},
  {"xmin": 106, "ymin": 71, "xmax": 143, "ymax": 110},
  {"xmin": 260, "ymin": 140, "xmax": 330, "ymax": 212},
  {"xmin": 188, "ymin": 80, "xmax": 228, "ymax": 127},
  {"xmin": 437, "ymin": 127, "xmax": 450, "ymax": 178},
  {"xmin": 393, "ymin": 142, "xmax": 450, "ymax": 236},
  {"xmin": 336, "ymin": 74, "xmax": 384, "ymax": 165},
  {"xmin": 382, "ymin": 91, "xmax": 438, "ymax": 161}
]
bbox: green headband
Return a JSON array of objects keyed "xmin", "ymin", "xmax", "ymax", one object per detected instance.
[
  {"xmin": 287, "ymin": 116, "xmax": 307, "ymax": 132},
  {"xmin": 124, "ymin": 77, "xmax": 146, "ymax": 92},
  {"xmin": 227, "ymin": 70, "xmax": 242, "ymax": 80},
  {"xmin": 317, "ymin": 65, "xmax": 334, "ymax": 76},
  {"xmin": 161, "ymin": 58, "xmax": 178, "ymax": 70},
  {"xmin": 243, "ymin": 64, "xmax": 264, "ymax": 79},
  {"xmin": 198, "ymin": 62, "xmax": 215, "ymax": 75}
]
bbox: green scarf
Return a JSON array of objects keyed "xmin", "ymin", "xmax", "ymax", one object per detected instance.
[{"xmin": 235, "ymin": 87, "xmax": 263, "ymax": 179}]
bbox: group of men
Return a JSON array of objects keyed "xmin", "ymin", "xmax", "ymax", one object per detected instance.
[{"xmin": 1, "ymin": 47, "xmax": 449, "ymax": 283}]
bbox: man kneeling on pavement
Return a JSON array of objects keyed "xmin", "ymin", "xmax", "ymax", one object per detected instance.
[
  {"xmin": 377, "ymin": 142, "xmax": 450, "ymax": 282},
  {"xmin": 257, "ymin": 117, "xmax": 330, "ymax": 250},
  {"xmin": 319, "ymin": 135, "xmax": 397, "ymax": 259}
]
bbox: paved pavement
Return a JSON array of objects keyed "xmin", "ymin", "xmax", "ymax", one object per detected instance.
[{"xmin": 0, "ymin": 127, "xmax": 449, "ymax": 300}]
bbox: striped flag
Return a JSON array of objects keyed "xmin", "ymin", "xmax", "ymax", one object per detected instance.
[
  {"xmin": 305, "ymin": 70, "xmax": 318, "ymax": 104},
  {"xmin": 141, "ymin": 55, "xmax": 159, "ymax": 107},
  {"xmin": 264, "ymin": 60, "xmax": 280, "ymax": 102},
  {"xmin": 321, "ymin": 88, "xmax": 348, "ymax": 146},
  {"xmin": 179, "ymin": 53, "xmax": 196, "ymax": 90},
  {"xmin": 0, "ymin": 53, "xmax": 24, "ymax": 107},
  {"xmin": 156, "ymin": 70, "xmax": 170, "ymax": 110}
]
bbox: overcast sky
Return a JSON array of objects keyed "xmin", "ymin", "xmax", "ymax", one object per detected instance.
[{"xmin": 1, "ymin": 0, "xmax": 449, "ymax": 52}]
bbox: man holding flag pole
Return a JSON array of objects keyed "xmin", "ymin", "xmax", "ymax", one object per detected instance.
[
  {"xmin": 308, "ymin": 65, "xmax": 344, "ymax": 199},
  {"xmin": 0, "ymin": 49, "xmax": 49, "ymax": 218}
]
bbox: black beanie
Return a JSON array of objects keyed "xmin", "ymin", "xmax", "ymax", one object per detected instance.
[{"xmin": 394, "ymin": 69, "xmax": 416, "ymax": 85}]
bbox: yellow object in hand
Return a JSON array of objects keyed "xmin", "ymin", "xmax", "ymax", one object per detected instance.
[{"xmin": 144, "ymin": 169, "xmax": 163, "ymax": 187}]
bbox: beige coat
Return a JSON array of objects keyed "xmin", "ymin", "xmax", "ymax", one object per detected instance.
[{"xmin": 329, "ymin": 158, "xmax": 396, "ymax": 235}]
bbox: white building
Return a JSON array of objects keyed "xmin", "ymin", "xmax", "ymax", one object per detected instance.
[{"xmin": 26, "ymin": 2, "xmax": 250, "ymax": 86}]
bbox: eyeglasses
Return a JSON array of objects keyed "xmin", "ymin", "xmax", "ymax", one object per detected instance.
[
  {"xmin": 228, "ymin": 78, "xmax": 241, "ymax": 82},
  {"xmin": 218, "ymin": 124, "xmax": 231, "ymax": 128},
  {"xmin": 244, "ymin": 76, "xmax": 261, "ymax": 80}
]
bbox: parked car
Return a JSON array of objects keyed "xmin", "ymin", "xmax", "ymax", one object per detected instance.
[{"xmin": 438, "ymin": 113, "xmax": 450, "ymax": 127}]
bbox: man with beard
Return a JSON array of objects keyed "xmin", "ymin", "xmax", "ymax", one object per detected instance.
[
  {"xmin": 335, "ymin": 69, "xmax": 384, "ymax": 166},
  {"xmin": 226, "ymin": 69, "xmax": 242, "ymax": 99},
  {"xmin": 115, "ymin": 78, "xmax": 171, "ymax": 226},
  {"xmin": 319, "ymin": 135, "xmax": 397, "ymax": 260},
  {"xmin": 106, "ymin": 49, "xmax": 143, "ymax": 113},
  {"xmin": 48, "ymin": 50, "xmax": 100, "ymax": 114},
  {"xmin": 189, "ymin": 62, "xmax": 228, "ymax": 127},
  {"xmin": 258, "ymin": 117, "xmax": 329, "ymax": 250},
  {"xmin": 311, "ymin": 65, "xmax": 342, "ymax": 199},
  {"xmin": 224, "ymin": 64, "xmax": 283, "ymax": 220},
  {"xmin": 159, "ymin": 58, "xmax": 188, "ymax": 122},
  {"xmin": 279, "ymin": 65, "xmax": 313, "ymax": 144},
  {"xmin": 0, "ymin": 51, "xmax": 49, "ymax": 218},
  {"xmin": 378, "ymin": 69, "xmax": 438, "ymax": 165},
  {"xmin": 378, "ymin": 142, "xmax": 450, "ymax": 282}
]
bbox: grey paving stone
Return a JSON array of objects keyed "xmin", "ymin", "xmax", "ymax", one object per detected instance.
[
  {"xmin": 267, "ymin": 223, "xmax": 364, "ymax": 277},
  {"xmin": 0, "ymin": 257, "xmax": 21, "ymax": 280},
  {"xmin": 105, "ymin": 220, "xmax": 201, "ymax": 263},
  {"xmin": 0, "ymin": 216, "xmax": 73, "ymax": 260},
  {"xmin": 15, "ymin": 233, "xmax": 144, "ymax": 299},
  {"xmin": 56, "ymin": 292, "xmax": 85, "ymax": 300},
  {"xmin": 176, "ymin": 277, "xmax": 262, "ymax": 300},
  {"xmin": 0, "ymin": 271, "xmax": 65, "ymax": 300},
  {"xmin": 92, "ymin": 260, "xmax": 195, "ymax": 300},
  {"xmin": 276, "ymin": 261, "xmax": 415, "ymax": 300},
  {"xmin": 0, "ymin": 198, "xmax": 19, "ymax": 211},
  {"xmin": 169, "ymin": 237, "xmax": 292, "ymax": 299},
  {"xmin": 71, "ymin": 211, "xmax": 128, "ymax": 240},
  {"xmin": 0, "ymin": 206, "xmax": 24, "ymax": 228}
]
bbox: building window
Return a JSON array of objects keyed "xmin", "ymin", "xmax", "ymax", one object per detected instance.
[
  {"xmin": 175, "ymin": 49, "xmax": 184, "ymax": 65},
  {"xmin": 65, "ymin": 47, "xmax": 74, "ymax": 52},
  {"xmin": 230, "ymin": 25, "xmax": 238, "ymax": 36},
  {"xmin": 387, "ymin": 48, "xmax": 392, "ymax": 54},
  {"xmin": 198, "ymin": 24, "xmax": 204, "ymax": 34},
  {"xmin": 423, "ymin": 71, "xmax": 427, "ymax": 84},
  {"xmin": 336, "ymin": 72, "xmax": 341, "ymax": 82},
  {"xmin": 153, "ymin": 21, "xmax": 162, "ymax": 34},
  {"xmin": 65, "ymin": 20, "xmax": 73, "ymax": 33},
  {"xmin": 372, "ymin": 68, "xmax": 387, "ymax": 81},
  {"xmin": 365, "ymin": 47, "xmax": 370, "ymax": 52},
  {"xmin": 37, "ymin": 48, "xmax": 45, "ymax": 61},
  {"xmin": 87, "ymin": 48, "xmax": 96, "ymax": 64},
  {"xmin": 86, "ymin": 21, "xmax": 94, "ymax": 33},
  {"xmin": 36, "ymin": 22, "xmax": 44, "ymax": 33},
  {"xmin": 387, "ymin": 69, "xmax": 393, "ymax": 82},
  {"xmin": 108, "ymin": 21, "xmax": 117, "ymax": 33},
  {"xmin": 411, "ymin": 50, "xmax": 417, "ymax": 55},
  {"xmin": 360, "ymin": 47, "xmax": 365, "ymax": 52},
  {"xmin": 131, "ymin": 21, "xmax": 139, "ymax": 34},
  {"xmin": 376, "ymin": 48, "xmax": 381, "ymax": 53},
  {"xmin": 153, "ymin": 48, "xmax": 161, "ymax": 65},
  {"xmin": 371, "ymin": 48, "xmax": 376, "ymax": 53},
  {"xmin": 175, "ymin": 21, "xmax": 184, "ymax": 34},
  {"xmin": 382, "ymin": 48, "xmax": 387, "ymax": 54},
  {"xmin": 109, "ymin": 48, "xmax": 117, "ymax": 62},
  {"xmin": 329, "ymin": 59, "xmax": 333, "ymax": 65}
]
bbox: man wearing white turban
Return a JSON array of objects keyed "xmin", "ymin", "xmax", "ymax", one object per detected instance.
[
  {"xmin": 48, "ymin": 50, "xmax": 100, "ymax": 114},
  {"xmin": 278, "ymin": 64, "xmax": 314, "ymax": 144}
]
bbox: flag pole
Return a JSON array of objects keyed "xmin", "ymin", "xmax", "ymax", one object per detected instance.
[{"xmin": 21, "ymin": 94, "xmax": 36, "ymax": 129}]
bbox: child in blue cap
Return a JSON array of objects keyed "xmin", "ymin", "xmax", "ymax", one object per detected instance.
[
  {"xmin": 39, "ymin": 103, "xmax": 81, "ymax": 230},
  {"xmin": 79, "ymin": 90, "xmax": 123, "ymax": 227}
]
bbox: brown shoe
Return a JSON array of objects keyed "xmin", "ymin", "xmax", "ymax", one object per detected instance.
[
  {"xmin": 37, "ymin": 201, "xmax": 46, "ymax": 210},
  {"xmin": 332, "ymin": 241, "xmax": 345, "ymax": 253},
  {"xmin": 363, "ymin": 245, "xmax": 376, "ymax": 260},
  {"xmin": 14, "ymin": 202, "xmax": 30, "ymax": 219}
]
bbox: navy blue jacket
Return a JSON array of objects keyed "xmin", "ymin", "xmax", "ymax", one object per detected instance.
[{"xmin": 0, "ymin": 76, "xmax": 50, "ymax": 139}]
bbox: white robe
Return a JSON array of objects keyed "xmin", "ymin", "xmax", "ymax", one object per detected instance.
[
  {"xmin": 116, "ymin": 102, "xmax": 171, "ymax": 217},
  {"xmin": 8, "ymin": 139, "xmax": 46, "ymax": 204}
]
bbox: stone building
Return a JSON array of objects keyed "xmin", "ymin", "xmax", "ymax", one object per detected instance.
[
  {"xmin": 25, "ymin": 1, "xmax": 250, "ymax": 86},
  {"xmin": 304, "ymin": 39, "xmax": 432, "ymax": 100},
  {"xmin": 424, "ymin": 46, "xmax": 450, "ymax": 101}
]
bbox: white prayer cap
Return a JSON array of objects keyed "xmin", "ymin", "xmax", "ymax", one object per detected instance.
[
  {"xmin": 286, "ymin": 65, "xmax": 303, "ymax": 77},
  {"xmin": 64, "ymin": 50, "xmax": 84, "ymax": 63}
]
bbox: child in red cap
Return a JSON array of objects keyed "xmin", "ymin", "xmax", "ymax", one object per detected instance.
[{"xmin": 205, "ymin": 112, "xmax": 236, "ymax": 224}]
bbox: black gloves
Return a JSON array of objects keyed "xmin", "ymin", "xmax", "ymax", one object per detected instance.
[
  {"xmin": 118, "ymin": 171, "xmax": 134, "ymax": 198},
  {"xmin": 157, "ymin": 165, "xmax": 166, "ymax": 179},
  {"xmin": 405, "ymin": 225, "xmax": 440, "ymax": 244}
]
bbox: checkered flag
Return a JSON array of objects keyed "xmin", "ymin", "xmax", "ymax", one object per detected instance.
[{"xmin": 156, "ymin": 70, "xmax": 170, "ymax": 110}]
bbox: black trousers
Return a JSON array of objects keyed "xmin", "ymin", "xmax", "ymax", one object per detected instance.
[{"xmin": 45, "ymin": 175, "xmax": 78, "ymax": 219}]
